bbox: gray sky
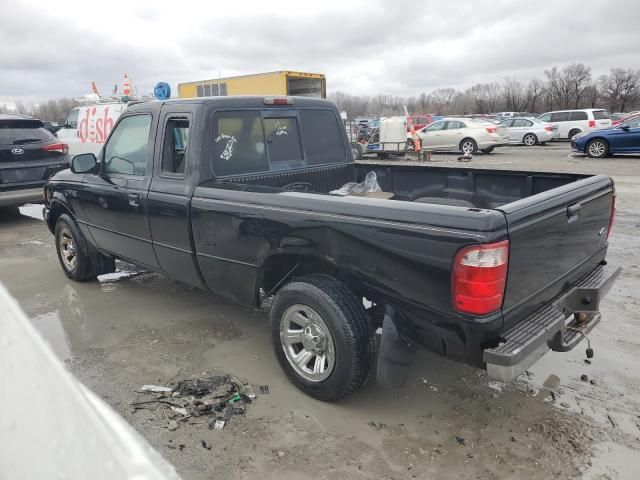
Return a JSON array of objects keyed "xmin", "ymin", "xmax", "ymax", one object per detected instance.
[{"xmin": 1, "ymin": 0, "xmax": 639, "ymax": 104}]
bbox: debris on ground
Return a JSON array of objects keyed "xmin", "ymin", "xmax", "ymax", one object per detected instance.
[
  {"xmin": 455, "ymin": 436, "xmax": 467, "ymax": 446},
  {"xmin": 131, "ymin": 374, "xmax": 257, "ymax": 430},
  {"xmin": 580, "ymin": 374, "xmax": 589, "ymax": 382},
  {"xmin": 139, "ymin": 384, "xmax": 173, "ymax": 393},
  {"xmin": 201, "ymin": 440, "xmax": 211, "ymax": 450},
  {"xmin": 259, "ymin": 385, "xmax": 270, "ymax": 395}
]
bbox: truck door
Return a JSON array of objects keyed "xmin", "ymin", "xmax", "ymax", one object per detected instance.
[
  {"xmin": 148, "ymin": 109, "xmax": 204, "ymax": 287},
  {"xmin": 81, "ymin": 113, "xmax": 159, "ymax": 268}
]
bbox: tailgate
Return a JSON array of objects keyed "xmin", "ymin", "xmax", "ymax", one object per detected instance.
[{"xmin": 498, "ymin": 175, "xmax": 614, "ymax": 325}]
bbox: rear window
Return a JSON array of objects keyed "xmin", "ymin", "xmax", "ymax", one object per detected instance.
[
  {"xmin": 0, "ymin": 120, "xmax": 53, "ymax": 145},
  {"xmin": 263, "ymin": 117, "xmax": 303, "ymax": 167},
  {"xmin": 212, "ymin": 110, "xmax": 269, "ymax": 176},
  {"xmin": 593, "ymin": 110, "xmax": 609, "ymax": 120},
  {"xmin": 300, "ymin": 109, "xmax": 347, "ymax": 165},
  {"xmin": 569, "ymin": 111, "xmax": 588, "ymax": 121}
]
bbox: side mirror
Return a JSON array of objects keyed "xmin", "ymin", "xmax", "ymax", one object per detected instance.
[
  {"xmin": 621, "ymin": 125, "xmax": 630, "ymax": 131},
  {"xmin": 71, "ymin": 153, "xmax": 97, "ymax": 174}
]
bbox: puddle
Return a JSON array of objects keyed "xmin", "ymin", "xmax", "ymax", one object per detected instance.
[{"xmin": 30, "ymin": 311, "xmax": 71, "ymax": 361}]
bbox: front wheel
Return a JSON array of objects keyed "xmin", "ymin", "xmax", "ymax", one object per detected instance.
[
  {"xmin": 523, "ymin": 133, "xmax": 537, "ymax": 146},
  {"xmin": 460, "ymin": 138, "xmax": 478, "ymax": 155},
  {"xmin": 586, "ymin": 139, "xmax": 609, "ymax": 158},
  {"xmin": 55, "ymin": 214, "xmax": 97, "ymax": 281},
  {"xmin": 270, "ymin": 274, "xmax": 376, "ymax": 401}
]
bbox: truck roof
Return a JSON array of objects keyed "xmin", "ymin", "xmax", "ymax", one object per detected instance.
[{"xmin": 126, "ymin": 96, "xmax": 337, "ymax": 113}]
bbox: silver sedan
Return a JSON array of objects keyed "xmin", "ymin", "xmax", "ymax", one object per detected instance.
[{"xmin": 499, "ymin": 117, "xmax": 557, "ymax": 146}]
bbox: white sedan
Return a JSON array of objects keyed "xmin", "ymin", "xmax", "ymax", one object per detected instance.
[
  {"xmin": 409, "ymin": 118, "xmax": 510, "ymax": 154},
  {"xmin": 499, "ymin": 117, "xmax": 556, "ymax": 146}
]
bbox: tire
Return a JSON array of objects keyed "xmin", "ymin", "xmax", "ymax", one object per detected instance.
[
  {"xmin": 460, "ymin": 138, "xmax": 478, "ymax": 155},
  {"xmin": 270, "ymin": 274, "xmax": 376, "ymax": 401},
  {"xmin": 586, "ymin": 139, "xmax": 609, "ymax": 158},
  {"xmin": 568, "ymin": 129, "xmax": 581, "ymax": 140},
  {"xmin": 351, "ymin": 143, "xmax": 363, "ymax": 160},
  {"xmin": 481, "ymin": 146, "xmax": 495, "ymax": 154},
  {"xmin": 55, "ymin": 214, "xmax": 97, "ymax": 281},
  {"xmin": 523, "ymin": 133, "xmax": 537, "ymax": 146}
]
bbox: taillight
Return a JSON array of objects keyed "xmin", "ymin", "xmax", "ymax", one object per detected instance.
[
  {"xmin": 607, "ymin": 194, "xmax": 616, "ymax": 240},
  {"xmin": 264, "ymin": 97, "xmax": 294, "ymax": 105},
  {"xmin": 588, "ymin": 120, "xmax": 596, "ymax": 128},
  {"xmin": 485, "ymin": 127, "xmax": 497, "ymax": 134},
  {"xmin": 453, "ymin": 240, "xmax": 509, "ymax": 315},
  {"xmin": 544, "ymin": 126, "xmax": 554, "ymax": 132},
  {"xmin": 43, "ymin": 142, "xmax": 69, "ymax": 154}
]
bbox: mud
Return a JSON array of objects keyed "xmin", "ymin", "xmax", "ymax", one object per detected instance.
[{"xmin": 1, "ymin": 143, "xmax": 638, "ymax": 479}]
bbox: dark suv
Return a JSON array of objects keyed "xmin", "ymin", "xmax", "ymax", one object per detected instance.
[{"xmin": 0, "ymin": 115, "xmax": 70, "ymax": 207}]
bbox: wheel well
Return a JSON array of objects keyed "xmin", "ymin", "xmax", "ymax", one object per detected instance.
[
  {"xmin": 568, "ymin": 128, "xmax": 582, "ymax": 139},
  {"xmin": 258, "ymin": 254, "xmax": 337, "ymax": 298},
  {"xmin": 459, "ymin": 137, "xmax": 476, "ymax": 148},
  {"xmin": 47, "ymin": 202, "xmax": 72, "ymax": 233}
]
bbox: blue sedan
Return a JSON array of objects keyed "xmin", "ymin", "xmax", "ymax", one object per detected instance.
[{"xmin": 572, "ymin": 115, "xmax": 640, "ymax": 157}]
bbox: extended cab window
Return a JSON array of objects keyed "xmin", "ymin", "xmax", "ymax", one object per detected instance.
[
  {"xmin": 212, "ymin": 110, "xmax": 268, "ymax": 176},
  {"xmin": 104, "ymin": 115, "xmax": 151, "ymax": 176},
  {"xmin": 300, "ymin": 109, "xmax": 347, "ymax": 165},
  {"xmin": 162, "ymin": 118, "xmax": 190, "ymax": 174},
  {"xmin": 264, "ymin": 117, "xmax": 303, "ymax": 167}
]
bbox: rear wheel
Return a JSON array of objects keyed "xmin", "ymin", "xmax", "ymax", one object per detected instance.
[
  {"xmin": 586, "ymin": 139, "xmax": 609, "ymax": 158},
  {"xmin": 460, "ymin": 138, "xmax": 478, "ymax": 155},
  {"xmin": 523, "ymin": 133, "xmax": 537, "ymax": 146},
  {"xmin": 568, "ymin": 129, "xmax": 581, "ymax": 140},
  {"xmin": 270, "ymin": 274, "xmax": 376, "ymax": 401},
  {"xmin": 351, "ymin": 143, "xmax": 363, "ymax": 160}
]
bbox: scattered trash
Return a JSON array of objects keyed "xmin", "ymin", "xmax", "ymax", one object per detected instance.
[
  {"xmin": 560, "ymin": 402, "xmax": 570, "ymax": 408},
  {"xmin": 607, "ymin": 414, "xmax": 617, "ymax": 428},
  {"xmin": 201, "ymin": 440, "xmax": 211, "ymax": 450},
  {"xmin": 580, "ymin": 374, "xmax": 589, "ymax": 382},
  {"xmin": 167, "ymin": 420, "xmax": 179, "ymax": 431},
  {"xmin": 178, "ymin": 444, "xmax": 185, "ymax": 451},
  {"xmin": 277, "ymin": 451, "xmax": 285, "ymax": 459},
  {"xmin": 590, "ymin": 379, "xmax": 597, "ymax": 386},
  {"xmin": 132, "ymin": 374, "xmax": 257, "ymax": 431},
  {"xmin": 171, "ymin": 406, "xmax": 188, "ymax": 416},
  {"xmin": 140, "ymin": 384, "xmax": 173, "ymax": 393},
  {"xmin": 510, "ymin": 436, "xmax": 517, "ymax": 442},
  {"xmin": 584, "ymin": 359, "xmax": 592, "ymax": 365},
  {"xmin": 330, "ymin": 171, "xmax": 382, "ymax": 196},
  {"xmin": 213, "ymin": 420, "xmax": 226, "ymax": 430},
  {"xmin": 259, "ymin": 385, "xmax": 270, "ymax": 395},
  {"xmin": 455, "ymin": 436, "xmax": 467, "ymax": 446}
]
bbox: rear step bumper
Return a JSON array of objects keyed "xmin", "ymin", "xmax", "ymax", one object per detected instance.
[
  {"xmin": 0, "ymin": 188, "xmax": 43, "ymax": 208},
  {"xmin": 484, "ymin": 263, "xmax": 621, "ymax": 382}
]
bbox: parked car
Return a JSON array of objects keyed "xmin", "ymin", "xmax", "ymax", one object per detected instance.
[
  {"xmin": 0, "ymin": 114, "xmax": 70, "ymax": 207},
  {"xmin": 412, "ymin": 118, "xmax": 509, "ymax": 154},
  {"xmin": 56, "ymin": 102, "xmax": 127, "ymax": 159},
  {"xmin": 609, "ymin": 113, "xmax": 625, "ymax": 126},
  {"xmin": 407, "ymin": 114, "xmax": 434, "ymax": 131},
  {"xmin": 571, "ymin": 114, "xmax": 640, "ymax": 157},
  {"xmin": 499, "ymin": 117, "xmax": 556, "ymax": 146},
  {"xmin": 43, "ymin": 96, "xmax": 619, "ymax": 401},
  {"xmin": 537, "ymin": 109, "xmax": 612, "ymax": 140}
]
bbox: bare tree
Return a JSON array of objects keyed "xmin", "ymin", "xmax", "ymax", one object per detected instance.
[
  {"xmin": 525, "ymin": 78, "xmax": 544, "ymax": 113},
  {"xmin": 429, "ymin": 88, "xmax": 456, "ymax": 114},
  {"xmin": 502, "ymin": 77, "xmax": 527, "ymax": 112}
]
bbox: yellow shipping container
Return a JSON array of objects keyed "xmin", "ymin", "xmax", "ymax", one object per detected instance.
[{"xmin": 178, "ymin": 71, "xmax": 326, "ymax": 99}]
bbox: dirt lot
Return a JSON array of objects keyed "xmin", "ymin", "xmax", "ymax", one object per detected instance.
[{"xmin": 1, "ymin": 143, "xmax": 638, "ymax": 479}]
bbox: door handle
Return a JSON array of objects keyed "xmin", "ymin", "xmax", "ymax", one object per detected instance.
[
  {"xmin": 567, "ymin": 203, "xmax": 581, "ymax": 222},
  {"xmin": 128, "ymin": 193, "xmax": 140, "ymax": 207}
]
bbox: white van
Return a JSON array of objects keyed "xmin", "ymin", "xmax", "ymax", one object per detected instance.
[
  {"xmin": 56, "ymin": 103, "xmax": 127, "ymax": 158},
  {"xmin": 537, "ymin": 109, "xmax": 611, "ymax": 140}
]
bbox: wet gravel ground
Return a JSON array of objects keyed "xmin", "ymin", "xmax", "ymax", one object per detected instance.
[{"xmin": 1, "ymin": 142, "xmax": 638, "ymax": 479}]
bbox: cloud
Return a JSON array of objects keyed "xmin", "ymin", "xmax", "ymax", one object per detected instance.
[{"xmin": 1, "ymin": 0, "xmax": 639, "ymax": 103}]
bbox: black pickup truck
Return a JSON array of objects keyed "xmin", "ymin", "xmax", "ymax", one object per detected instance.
[{"xmin": 43, "ymin": 97, "xmax": 619, "ymax": 401}]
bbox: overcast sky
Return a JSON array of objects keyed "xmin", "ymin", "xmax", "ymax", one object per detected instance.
[{"xmin": 1, "ymin": 0, "xmax": 639, "ymax": 104}]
